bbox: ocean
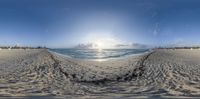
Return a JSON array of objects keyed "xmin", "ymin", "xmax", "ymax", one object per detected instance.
[{"xmin": 50, "ymin": 49, "xmax": 149, "ymax": 60}]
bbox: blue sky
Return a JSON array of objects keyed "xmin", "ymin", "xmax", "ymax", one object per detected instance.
[{"xmin": 0, "ymin": 0, "xmax": 200, "ymax": 48}]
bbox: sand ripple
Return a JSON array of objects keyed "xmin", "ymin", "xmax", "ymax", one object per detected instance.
[{"xmin": 1, "ymin": 49, "xmax": 200, "ymax": 98}]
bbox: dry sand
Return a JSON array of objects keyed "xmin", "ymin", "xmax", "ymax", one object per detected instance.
[{"xmin": 0, "ymin": 49, "xmax": 200, "ymax": 98}]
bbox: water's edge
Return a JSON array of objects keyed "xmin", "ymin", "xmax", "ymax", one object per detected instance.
[{"xmin": 49, "ymin": 49, "xmax": 151, "ymax": 61}]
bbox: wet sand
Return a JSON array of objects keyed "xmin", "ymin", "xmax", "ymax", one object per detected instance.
[{"xmin": 1, "ymin": 49, "xmax": 200, "ymax": 98}]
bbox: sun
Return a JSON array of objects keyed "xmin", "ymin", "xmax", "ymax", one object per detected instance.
[
  {"xmin": 94, "ymin": 40, "xmax": 104, "ymax": 50},
  {"xmin": 85, "ymin": 33, "xmax": 122, "ymax": 49}
]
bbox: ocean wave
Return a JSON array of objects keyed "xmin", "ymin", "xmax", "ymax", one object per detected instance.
[{"xmin": 50, "ymin": 49, "xmax": 149, "ymax": 59}]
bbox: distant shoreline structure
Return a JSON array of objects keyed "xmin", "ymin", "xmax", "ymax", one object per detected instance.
[
  {"xmin": 0, "ymin": 45, "xmax": 47, "ymax": 49},
  {"xmin": 1, "ymin": 45, "xmax": 200, "ymax": 50},
  {"xmin": 154, "ymin": 46, "xmax": 200, "ymax": 50}
]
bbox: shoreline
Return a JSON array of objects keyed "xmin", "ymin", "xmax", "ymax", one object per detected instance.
[{"xmin": 48, "ymin": 49, "xmax": 151, "ymax": 62}]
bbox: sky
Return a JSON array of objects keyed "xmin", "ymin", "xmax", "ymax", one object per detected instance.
[{"xmin": 0, "ymin": 0, "xmax": 200, "ymax": 48}]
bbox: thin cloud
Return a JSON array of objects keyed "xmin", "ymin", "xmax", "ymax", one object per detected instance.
[{"xmin": 153, "ymin": 22, "xmax": 159, "ymax": 36}]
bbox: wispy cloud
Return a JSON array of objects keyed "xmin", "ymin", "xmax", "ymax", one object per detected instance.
[{"xmin": 153, "ymin": 22, "xmax": 159, "ymax": 36}]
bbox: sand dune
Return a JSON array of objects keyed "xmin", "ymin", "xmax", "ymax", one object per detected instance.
[{"xmin": 1, "ymin": 49, "xmax": 200, "ymax": 98}]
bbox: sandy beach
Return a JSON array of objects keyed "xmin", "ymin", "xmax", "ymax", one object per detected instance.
[{"xmin": 1, "ymin": 49, "xmax": 200, "ymax": 98}]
